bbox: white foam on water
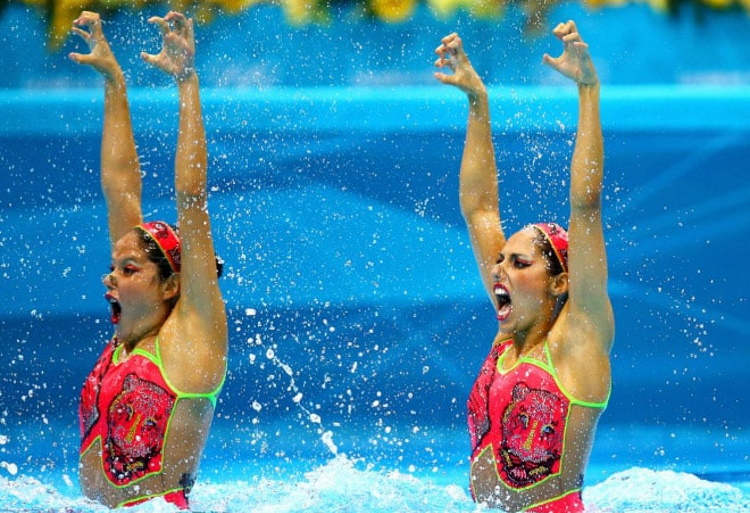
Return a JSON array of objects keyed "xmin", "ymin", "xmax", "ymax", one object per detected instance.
[{"xmin": 2, "ymin": 459, "xmax": 748, "ymax": 513}]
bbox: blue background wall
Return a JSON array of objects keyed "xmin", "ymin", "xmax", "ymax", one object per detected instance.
[
  {"xmin": 4, "ymin": 2, "xmax": 750, "ymax": 88},
  {"xmin": 0, "ymin": 0, "xmax": 749, "ymax": 478}
]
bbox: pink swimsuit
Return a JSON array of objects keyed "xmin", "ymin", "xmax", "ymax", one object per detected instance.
[
  {"xmin": 467, "ymin": 340, "xmax": 608, "ymax": 512},
  {"xmin": 80, "ymin": 337, "xmax": 222, "ymax": 509}
]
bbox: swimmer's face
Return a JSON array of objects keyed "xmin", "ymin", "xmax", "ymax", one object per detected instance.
[
  {"xmin": 103, "ymin": 231, "xmax": 170, "ymax": 325},
  {"xmin": 491, "ymin": 228, "xmax": 560, "ymax": 329}
]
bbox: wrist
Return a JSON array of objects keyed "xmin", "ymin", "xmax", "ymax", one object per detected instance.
[
  {"xmin": 103, "ymin": 67, "xmax": 126, "ymax": 88},
  {"xmin": 467, "ymin": 86, "xmax": 488, "ymax": 104},
  {"xmin": 578, "ymin": 80, "xmax": 600, "ymax": 94},
  {"xmin": 175, "ymin": 68, "xmax": 198, "ymax": 83},
  {"xmin": 577, "ymin": 72, "xmax": 600, "ymax": 89}
]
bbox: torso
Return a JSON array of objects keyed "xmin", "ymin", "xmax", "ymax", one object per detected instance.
[
  {"xmin": 467, "ymin": 339, "xmax": 608, "ymax": 511},
  {"xmin": 79, "ymin": 336, "xmax": 223, "ymax": 508}
]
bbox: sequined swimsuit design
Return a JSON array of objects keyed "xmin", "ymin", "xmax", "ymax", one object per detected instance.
[
  {"xmin": 467, "ymin": 339, "xmax": 608, "ymax": 512},
  {"xmin": 80, "ymin": 336, "xmax": 224, "ymax": 509}
]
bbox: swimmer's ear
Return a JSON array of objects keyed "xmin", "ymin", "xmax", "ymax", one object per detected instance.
[
  {"xmin": 549, "ymin": 272, "xmax": 569, "ymax": 297},
  {"xmin": 162, "ymin": 273, "xmax": 181, "ymax": 301}
]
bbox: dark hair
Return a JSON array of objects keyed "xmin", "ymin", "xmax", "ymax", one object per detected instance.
[
  {"xmin": 135, "ymin": 225, "xmax": 225, "ymax": 281},
  {"xmin": 531, "ymin": 227, "xmax": 568, "ymax": 319},
  {"xmin": 532, "ymin": 229, "xmax": 565, "ymax": 277}
]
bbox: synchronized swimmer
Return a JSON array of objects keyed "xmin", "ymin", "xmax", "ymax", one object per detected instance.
[
  {"xmin": 70, "ymin": 11, "xmax": 227, "ymax": 509},
  {"xmin": 434, "ymin": 21, "xmax": 614, "ymax": 513}
]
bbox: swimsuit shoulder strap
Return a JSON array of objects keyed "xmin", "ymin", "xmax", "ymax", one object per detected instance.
[
  {"xmin": 543, "ymin": 341, "xmax": 610, "ymax": 409},
  {"xmin": 154, "ymin": 336, "xmax": 225, "ymax": 408}
]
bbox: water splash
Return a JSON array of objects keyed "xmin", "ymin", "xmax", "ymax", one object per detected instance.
[
  {"xmin": 585, "ymin": 467, "xmax": 750, "ymax": 513},
  {"xmin": 1, "ymin": 461, "xmax": 748, "ymax": 513},
  {"xmin": 248, "ymin": 330, "xmax": 338, "ymax": 456}
]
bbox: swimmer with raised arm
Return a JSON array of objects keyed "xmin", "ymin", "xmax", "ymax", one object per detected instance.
[
  {"xmin": 434, "ymin": 21, "xmax": 614, "ymax": 513},
  {"xmin": 69, "ymin": 11, "xmax": 227, "ymax": 509}
]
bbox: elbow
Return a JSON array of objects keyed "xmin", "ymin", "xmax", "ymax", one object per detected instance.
[
  {"xmin": 459, "ymin": 191, "xmax": 496, "ymax": 221},
  {"xmin": 570, "ymin": 182, "xmax": 603, "ymax": 211},
  {"xmin": 175, "ymin": 170, "xmax": 207, "ymax": 199},
  {"xmin": 571, "ymin": 196, "xmax": 602, "ymax": 212},
  {"xmin": 176, "ymin": 187, "xmax": 207, "ymax": 210},
  {"xmin": 458, "ymin": 193, "xmax": 473, "ymax": 221}
]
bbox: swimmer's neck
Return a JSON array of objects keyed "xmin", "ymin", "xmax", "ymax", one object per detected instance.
[
  {"xmin": 115, "ymin": 322, "xmax": 162, "ymax": 353},
  {"xmin": 497, "ymin": 324, "xmax": 550, "ymax": 357},
  {"xmin": 114, "ymin": 301, "xmax": 172, "ymax": 351}
]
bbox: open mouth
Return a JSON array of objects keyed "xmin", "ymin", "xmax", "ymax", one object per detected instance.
[
  {"xmin": 494, "ymin": 284, "xmax": 511, "ymax": 321},
  {"xmin": 105, "ymin": 293, "xmax": 121, "ymax": 325}
]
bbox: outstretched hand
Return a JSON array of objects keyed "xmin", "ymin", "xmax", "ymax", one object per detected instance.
[
  {"xmin": 68, "ymin": 11, "xmax": 120, "ymax": 79},
  {"xmin": 434, "ymin": 33, "xmax": 486, "ymax": 99},
  {"xmin": 141, "ymin": 11, "xmax": 196, "ymax": 81},
  {"xmin": 542, "ymin": 20, "xmax": 598, "ymax": 86}
]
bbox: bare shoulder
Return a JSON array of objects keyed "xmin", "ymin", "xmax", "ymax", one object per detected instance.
[
  {"xmin": 158, "ymin": 309, "xmax": 228, "ymax": 394},
  {"xmin": 548, "ymin": 313, "xmax": 612, "ymax": 404}
]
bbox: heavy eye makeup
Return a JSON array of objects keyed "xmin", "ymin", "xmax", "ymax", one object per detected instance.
[
  {"xmin": 109, "ymin": 262, "xmax": 143, "ymax": 276},
  {"xmin": 495, "ymin": 253, "xmax": 533, "ymax": 268},
  {"xmin": 513, "ymin": 257, "xmax": 532, "ymax": 268}
]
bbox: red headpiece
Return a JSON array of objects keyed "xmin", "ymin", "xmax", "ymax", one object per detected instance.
[
  {"xmin": 533, "ymin": 222, "xmax": 569, "ymax": 273},
  {"xmin": 137, "ymin": 221, "xmax": 181, "ymax": 273}
]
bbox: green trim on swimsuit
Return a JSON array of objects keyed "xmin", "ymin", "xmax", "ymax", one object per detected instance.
[
  {"xmin": 496, "ymin": 340, "xmax": 610, "ymax": 409},
  {"xmin": 113, "ymin": 337, "xmax": 225, "ymax": 407}
]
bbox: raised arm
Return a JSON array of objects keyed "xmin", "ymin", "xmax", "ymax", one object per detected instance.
[
  {"xmin": 141, "ymin": 12, "xmax": 227, "ymax": 383},
  {"xmin": 69, "ymin": 12, "xmax": 142, "ymax": 250},
  {"xmin": 434, "ymin": 34, "xmax": 506, "ymax": 300},
  {"xmin": 543, "ymin": 21, "xmax": 614, "ymax": 351}
]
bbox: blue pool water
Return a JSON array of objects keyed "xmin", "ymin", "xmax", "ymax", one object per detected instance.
[{"xmin": 1, "ymin": 3, "xmax": 750, "ymax": 511}]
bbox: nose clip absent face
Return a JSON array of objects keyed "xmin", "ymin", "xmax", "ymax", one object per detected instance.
[
  {"xmin": 492, "ymin": 261, "xmax": 506, "ymax": 281},
  {"xmin": 102, "ymin": 272, "xmax": 116, "ymax": 287}
]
